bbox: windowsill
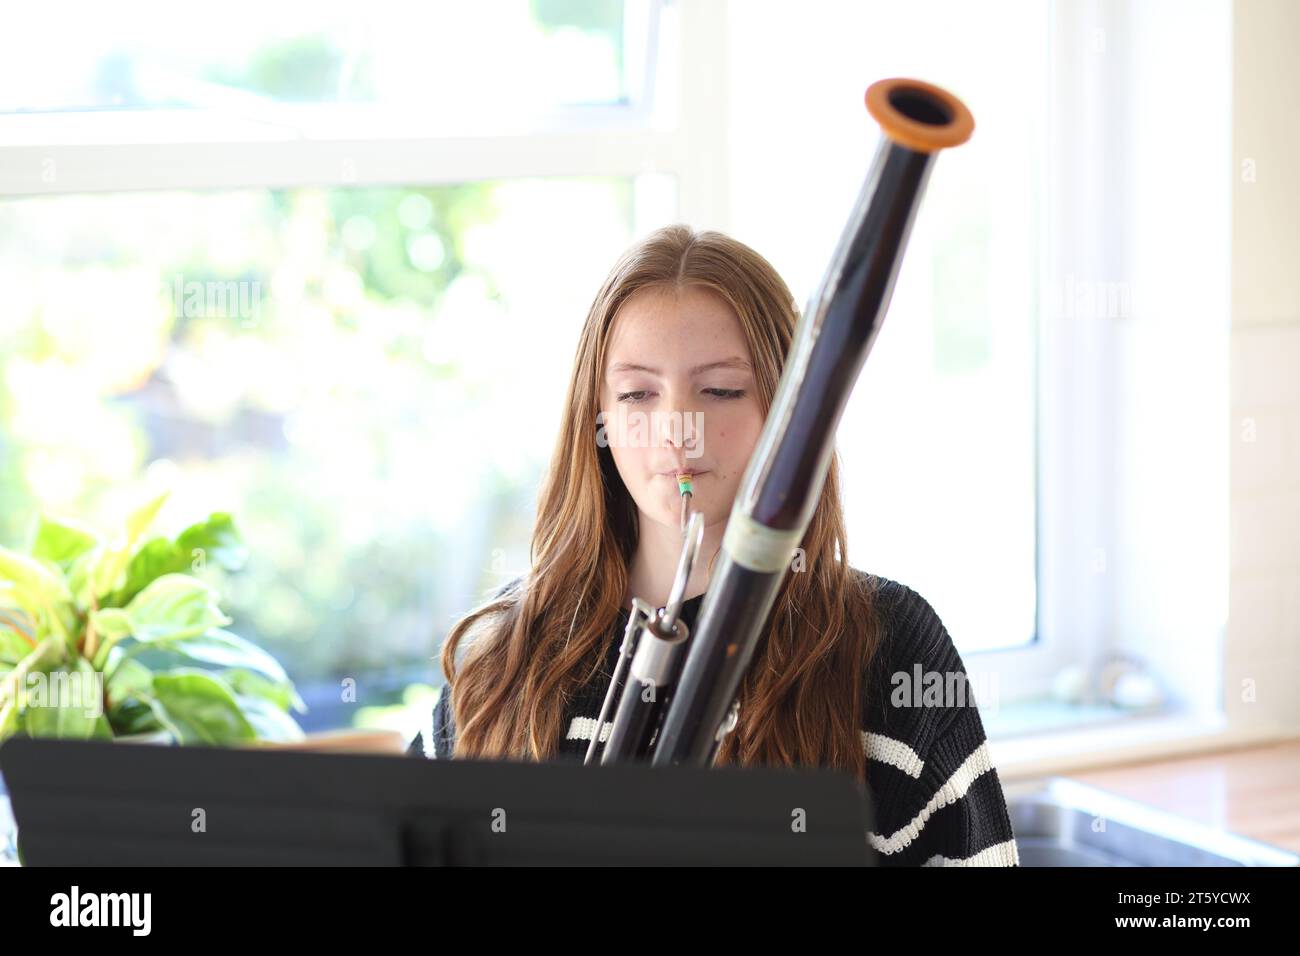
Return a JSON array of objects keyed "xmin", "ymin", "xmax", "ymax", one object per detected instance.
[
  {"xmin": 988, "ymin": 705, "xmax": 1300, "ymax": 781},
  {"xmin": 982, "ymin": 697, "xmax": 1156, "ymax": 738}
]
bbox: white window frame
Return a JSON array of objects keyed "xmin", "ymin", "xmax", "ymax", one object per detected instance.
[
  {"xmin": 0, "ymin": 0, "xmax": 728, "ymax": 234},
  {"xmin": 956, "ymin": 0, "xmax": 1118, "ymax": 712},
  {"xmin": 967, "ymin": 0, "xmax": 1231, "ymax": 732},
  {"xmin": 963, "ymin": 0, "xmax": 1128, "ymax": 708}
]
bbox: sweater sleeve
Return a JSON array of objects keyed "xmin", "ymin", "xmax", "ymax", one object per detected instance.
[
  {"xmin": 874, "ymin": 704, "xmax": 1020, "ymax": 866},
  {"xmin": 430, "ymin": 685, "xmax": 455, "ymax": 759},
  {"xmin": 404, "ymin": 685, "xmax": 455, "ymax": 759},
  {"xmin": 864, "ymin": 576, "xmax": 1020, "ymax": 867}
]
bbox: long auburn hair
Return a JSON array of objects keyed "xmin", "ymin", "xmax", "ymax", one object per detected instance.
[{"xmin": 440, "ymin": 223, "xmax": 885, "ymax": 783}]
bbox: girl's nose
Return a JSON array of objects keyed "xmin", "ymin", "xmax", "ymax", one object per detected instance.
[{"xmin": 657, "ymin": 403, "xmax": 702, "ymax": 455}]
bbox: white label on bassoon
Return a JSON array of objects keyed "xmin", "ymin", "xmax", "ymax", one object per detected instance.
[{"xmin": 722, "ymin": 513, "xmax": 804, "ymax": 573}]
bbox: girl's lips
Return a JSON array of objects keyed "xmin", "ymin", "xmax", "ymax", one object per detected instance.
[{"xmin": 658, "ymin": 470, "xmax": 709, "ymax": 478}]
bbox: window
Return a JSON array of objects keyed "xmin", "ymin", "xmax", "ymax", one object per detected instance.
[{"xmin": 0, "ymin": 1, "xmax": 692, "ymax": 736}]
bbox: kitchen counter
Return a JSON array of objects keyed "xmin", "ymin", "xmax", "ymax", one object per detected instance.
[{"xmin": 1064, "ymin": 739, "xmax": 1300, "ymax": 854}]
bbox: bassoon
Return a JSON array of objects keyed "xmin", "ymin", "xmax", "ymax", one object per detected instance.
[{"xmin": 592, "ymin": 77, "xmax": 974, "ymax": 769}]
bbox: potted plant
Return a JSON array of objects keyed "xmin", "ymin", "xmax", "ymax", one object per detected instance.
[{"xmin": 0, "ymin": 491, "xmax": 305, "ymax": 747}]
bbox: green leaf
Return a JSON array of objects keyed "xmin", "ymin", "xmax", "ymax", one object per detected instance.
[
  {"xmin": 0, "ymin": 635, "xmax": 66, "ymax": 714},
  {"xmin": 91, "ymin": 490, "xmax": 171, "ymax": 600},
  {"xmin": 234, "ymin": 693, "xmax": 305, "ymax": 742},
  {"xmin": 0, "ymin": 619, "xmax": 36, "ymax": 666},
  {"xmin": 105, "ymin": 653, "xmax": 154, "ymax": 699},
  {"xmin": 0, "ymin": 546, "xmax": 72, "ymax": 627},
  {"xmin": 90, "ymin": 712, "xmax": 114, "ymax": 739},
  {"xmin": 0, "ymin": 700, "xmax": 17, "ymax": 743},
  {"xmin": 29, "ymin": 515, "xmax": 99, "ymax": 566},
  {"xmin": 120, "ymin": 574, "xmax": 232, "ymax": 643},
  {"xmin": 108, "ymin": 513, "xmax": 246, "ymax": 609},
  {"xmin": 222, "ymin": 666, "xmax": 307, "ymax": 715},
  {"xmin": 153, "ymin": 628, "xmax": 288, "ymax": 684},
  {"xmin": 111, "ymin": 537, "xmax": 186, "ymax": 608},
  {"xmin": 176, "ymin": 513, "xmax": 247, "ymax": 573},
  {"xmin": 150, "ymin": 670, "xmax": 257, "ymax": 745},
  {"xmin": 66, "ymin": 546, "xmax": 103, "ymax": 612},
  {"xmin": 139, "ymin": 696, "xmax": 182, "ymax": 743},
  {"xmin": 18, "ymin": 657, "xmax": 103, "ymax": 740},
  {"xmin": 108, "ymin": 694, "xmax": 163, "ymax": 735},
  {"xmin": 90, "ymin": 607, "xmax": 133, "ymax": 642},
  {"xmin": 122, "ymin": 491, "xmax": 170, "ymax": 541}
]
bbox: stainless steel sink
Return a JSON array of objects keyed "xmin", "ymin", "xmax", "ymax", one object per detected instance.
[{"xmin": 1005, "ymin": 777, "xmax": 1300, "ymax": 867}]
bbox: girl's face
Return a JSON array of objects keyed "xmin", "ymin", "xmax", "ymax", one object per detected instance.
[{"xmin": 599, "ymin": 285, "xmax": 766, "ymax": 533}]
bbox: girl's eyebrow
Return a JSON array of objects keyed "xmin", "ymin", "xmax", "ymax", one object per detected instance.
[{"xmin": 607, "ymin": 357, "xmax": 752, "ymax": 378}]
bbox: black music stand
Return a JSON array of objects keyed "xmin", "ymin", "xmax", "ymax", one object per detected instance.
[{"xmin": 0, "ymin": 737, "xmax": 876, "ymax": 866}]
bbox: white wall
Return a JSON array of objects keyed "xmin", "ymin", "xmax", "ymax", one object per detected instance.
[{"xmin": 1226, "ymin": 0, "xmax": 1300, "ymax": 731}]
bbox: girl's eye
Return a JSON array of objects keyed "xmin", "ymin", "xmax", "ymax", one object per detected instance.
[{"xmin": 617, "ymin": 388, "xmax": 745, "ymax": 402}]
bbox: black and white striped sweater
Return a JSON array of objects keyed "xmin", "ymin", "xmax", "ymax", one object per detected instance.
[{"xmin": 408, "ymin": 572, "xmax": 1021, "ymax": 867}]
